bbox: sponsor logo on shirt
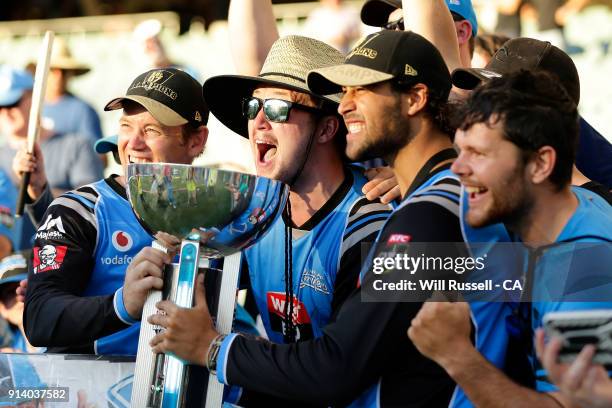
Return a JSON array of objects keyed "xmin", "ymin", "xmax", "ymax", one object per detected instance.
[
  {"xmin": 36, "ymin": 215, "xmax": 66, "ymax": 239},
  {"xmin": 299, "ymin": 270, "xmax": 330, "ymax": 295},
  {"xmin": 267, "ymin": 292, "xmax": 313, "ymax": 341},
  {"xmin": 112, "ymin": 231, "xmax": 133, "ymax": 252},
  {"xmin": 100, "ymin": 255, "xmax": 133, "ymax": 265},
  {"xmin": 32, "ymin": 245, "xmax": 67, "ymax": 273},
  {"xmin": 387, "ymin": 234, "xmax": 412, "ymax": 245}
]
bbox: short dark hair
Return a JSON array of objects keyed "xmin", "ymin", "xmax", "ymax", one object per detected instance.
[
  {"xmin": 391, "ymin": 80, "xmax": 457, "ymax": 139},
  {"xmin": 459, "ymin": 70, "xmax": 579, "ymax": 190}
]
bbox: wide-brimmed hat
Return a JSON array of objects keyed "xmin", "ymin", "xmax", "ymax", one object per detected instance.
[
  {"xmin": 203, "ymin": 35, "xmax": 345, "ymax": 138},
  {"xmin": 48, "ymin": 37, "xmax": 90, "ymax": 76}
]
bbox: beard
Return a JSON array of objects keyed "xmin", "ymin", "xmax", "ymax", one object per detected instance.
[
  {"xmin": 272, "ymin": 123, "xmax": 317, "ymax": 187},
  {"xmin": 346, "ymin": 100, "xmax": 413, "ymax": 164},
  {"xmin": 467, "ymin": 164, "xmax": 534, "ymax": 229}
]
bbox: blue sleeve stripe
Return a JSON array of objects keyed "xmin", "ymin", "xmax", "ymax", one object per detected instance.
[
  {"xmin": 64, "ymin": 192, "xmax": 96, "ymax": 210},
  {"xmin": 344, "ymin": 213, "xmax": 390, "ymax": 236},
  {"xmin": 217, "ymin": 333, "xmax": 239, "ymax": 385},
  {"xmin": 224, "ymin": 385, "xmax": 243, "ymax": 404},
  {"xmin": 113, "ymin": 287, "xmax": 139, "ymax": 325}
]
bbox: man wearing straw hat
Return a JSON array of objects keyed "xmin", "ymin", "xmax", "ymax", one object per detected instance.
[
  {"xmin": 199, "ymin": 35, "xmax": 390, "ymax": 348},
  {"xmin": 149, "ymin": 31, "xmax": 456, "ymax": 406}
]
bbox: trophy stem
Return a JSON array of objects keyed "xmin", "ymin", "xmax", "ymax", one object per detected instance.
[{"xmin": 205, "ymin": 252, "xmax": 242, "ymax": 408}]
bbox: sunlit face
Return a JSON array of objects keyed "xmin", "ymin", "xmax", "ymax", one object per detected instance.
[
  {"xmin": 117, "ymin": 103, "xmax": 206, "ymax": 175},
  {"xmin": 452, "ymin": 120, "xmax": 533, "ymax": 228},
  {"xmin": 338, "ymin": 81, "xmax": 411, "ymax": 162},
  {"xmin": 0, "ymin": 91, "xmax": 32, "ymax": 138},
  {"xmin": 247, "ymin": 86, "xmax": 320, "ymax": 183}
]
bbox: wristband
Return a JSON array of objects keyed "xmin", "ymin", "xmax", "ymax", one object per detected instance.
[{"xmin": 206, "ymin": 334, "xmax": 226, "ymax": 375}]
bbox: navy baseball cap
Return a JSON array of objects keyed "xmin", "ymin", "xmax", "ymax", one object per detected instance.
[
  {"xmin": 361, "ymin": 0, "xmax": 478, "ymax": 37},
  {"xmin": 94, "ymin": 135, "xmax": 118, "ymax": 154},
  {"xmin": 0, "ymin": 66, "xmax": 33, "ymax": 107}
]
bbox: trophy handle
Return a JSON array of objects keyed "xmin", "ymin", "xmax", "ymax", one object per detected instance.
[
  {"xmin": 205, "ymin": 252, "xmax": 242, "ymax": 408},
  {"xmin": 131, "ymin": 240, "xmax": 203, "ymax": 408}
]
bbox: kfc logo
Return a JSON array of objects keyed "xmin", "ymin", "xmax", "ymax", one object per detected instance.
[
  {"xmin": 112, "ymin": 231, "xmax": 133, "ymax": 252},
  {"xmin": 33, "ymin": 245, "xmax": 67, "ymax": 273},
  {"xmin": 387, "ymin": 234, "xmax": 411, "ymax": 245}
]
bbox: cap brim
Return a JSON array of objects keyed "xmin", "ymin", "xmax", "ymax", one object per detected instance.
[
  {"xmin": 94, "ymin": 135, "xmax": 118, "ymax": 154},
  {"xmin": 0, "ymin": 89, "xmax": 26, "ymax": 107},
  {"xmin": 361, "ymin": 0, "xmax": 401, "ymax": 26},
  {"xmin": 451, "ymin": 68, "xmax": 503, "ymax": 90},
  {"xmin": 203, "ymin": 74, "xmax": 340, "ymax": 139},
  {"xmin": 104, "ymin": 95, "xmax": 188, "ymax": 127},
  {"xmin": 308, "ymin": 64, "xmax": 394, "ymax": 95},
  {"xmin": 0, "ymin": 273, "xmax": 27, "ymax": 286}
]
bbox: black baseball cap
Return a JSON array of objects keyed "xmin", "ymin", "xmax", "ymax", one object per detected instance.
[
  {"xmin": 307, "ymin": 30, "xmax": 451, "ymax": 99},
  {"xmin": 105, "ymin": 68, "xmax": 209, "ymax": 127},
  {"xmin": 361, "ymin": 0, "xmax": 400, "ymax": 27},
  {"xmin": 361, "ymin": 0, "xmax": 478, "ymax": 37},
  {"xmin": 452, "ymin": 37, "xmax": 580, "ymax": 104}
]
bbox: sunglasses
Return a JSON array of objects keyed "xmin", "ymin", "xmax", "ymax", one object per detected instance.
[
  {"xmin": 383, "ymin": 17, "xmax": 404, "ymax": 31},
  {"xmin": 242, "ymin": 97, "xmax": 323, "ymax": 123}
]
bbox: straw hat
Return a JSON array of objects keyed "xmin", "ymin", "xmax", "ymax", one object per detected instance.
[
  {"xmin": 203, "ymin": 35, "xmax": 345, "ymax": 138},
  {"xmin": 49, "ymin": 37, "xmax": 90, "ymax": 76}
]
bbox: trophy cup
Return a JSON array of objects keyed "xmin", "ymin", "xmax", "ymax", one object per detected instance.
[{"xmin": 125, "ymin": 163, "xmax": 288, "ymax": 408}]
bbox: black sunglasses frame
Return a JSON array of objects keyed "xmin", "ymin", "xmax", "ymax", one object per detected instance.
[{"xmin": 242, "ymin": 97, "xmax": 324, "ymax": 123}]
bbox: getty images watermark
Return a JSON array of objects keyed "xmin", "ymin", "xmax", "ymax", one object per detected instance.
[{"xmin": 360, "ymin": 241, "xmax": 612, "ymax": 303}]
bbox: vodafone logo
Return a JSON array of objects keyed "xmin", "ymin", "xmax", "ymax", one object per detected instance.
[{"xmin": 112, "ymin": 231, "xmax": 133, "ymax": 252}]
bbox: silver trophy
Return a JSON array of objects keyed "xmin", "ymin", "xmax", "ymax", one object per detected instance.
[{"xmin": 126, "ymin": 163, "xmax": 288, "ymax": 408}]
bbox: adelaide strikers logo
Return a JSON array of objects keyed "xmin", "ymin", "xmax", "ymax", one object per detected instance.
[{"xmin": 112, "ymin": 231, "xmax": 133, "ymax": 252}]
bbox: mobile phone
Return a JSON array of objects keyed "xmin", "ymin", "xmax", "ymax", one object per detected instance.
[{"xmin": 543, "ymin": 309, "xmax": 612, "ymax": 367}]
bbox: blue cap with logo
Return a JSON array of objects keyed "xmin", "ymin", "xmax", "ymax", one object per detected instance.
[
  {"xmin": 0, "ymin": 66, "xmax": 34, "ymax": 107},
  {"xmin": 447, "ymin": 0, "xmax": 478, "ymax": 37},
  {"xmin": 361, "ymin": 0, "xmax": 478, "ymax": 37}
]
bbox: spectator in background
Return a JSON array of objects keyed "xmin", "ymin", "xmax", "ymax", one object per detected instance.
[
  {"xmin": 303, "ymin": 0, "xmax": 363, "ymax": 54},
  {"xmin": 495, "ymin": 0, "xmax": 525, "ymax": 38},
  {"xmin": 32, "ymin": 37, "xmax": 103, "ymax": 144},
  {"xmin": 360, "ymin": 0, "xmax": 478, "ymax": 68},
  {"xmin": 132, "ymin": 19, "xmax": 200, "ymax": 80},
  {"xmin": 0, "ymin": 169, "xmax": 16, "ymax": 259},
  {"xmin": 472, "ymin": 33, "xmax": 511, "ymax": 68},
  {"xmin": 0, "ymin": 66, "xmax": 103, "ymax": 251},
  {"xmin": 0, "ymin": 251, "xmax": 38, "ymax": 352}
]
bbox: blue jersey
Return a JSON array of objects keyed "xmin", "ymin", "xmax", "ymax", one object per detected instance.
[
  {"xmin": 244, "ymin": 167, "xmax": 391, "ymax": 343},
  {"xmin": 25, "ymin": 176, "xmax": 150, "ymax": 355},
  {"xmin": 461, "ymin": 185, "xmax": 612, "ymax": 398},
  {"xmin": 529, "ymin": 187, "xmax": 612, "ymax": 391}
]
